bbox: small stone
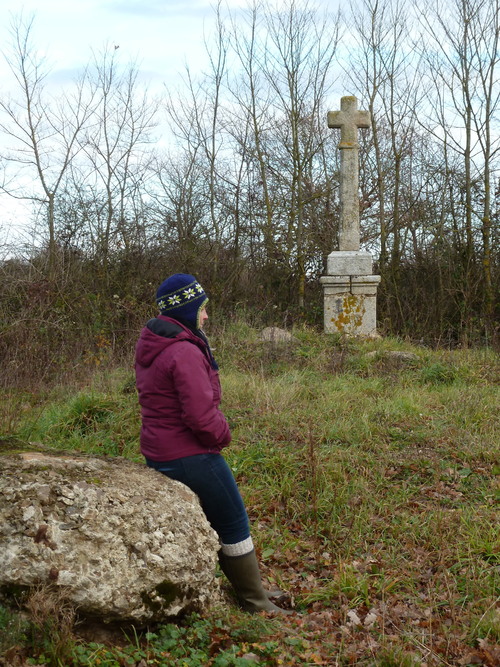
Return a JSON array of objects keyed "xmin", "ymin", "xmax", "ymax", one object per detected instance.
[
  {"xmin": 260, "ymin": 327, "xmax": 295, "ymax": 343},
  {"xmin": 364, "ymin": 612, "xmax": 378, "ymax": 628},
  {"xmin": 242, "ymin": 653, "xmax": 260, "ymax": 662},
  {"xmin": 347, "ymin": 610, "xmax": 362, "ymax": 626}
]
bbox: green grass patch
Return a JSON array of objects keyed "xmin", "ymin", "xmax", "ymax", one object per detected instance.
[{"xmin": 1, "ymin": 328, "xmax": 499, "ymax": 665}]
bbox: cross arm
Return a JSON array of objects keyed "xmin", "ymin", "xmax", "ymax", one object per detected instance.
[{"xmin": 327, "ymin": 96, "xmax": 371, "ymax": 146}]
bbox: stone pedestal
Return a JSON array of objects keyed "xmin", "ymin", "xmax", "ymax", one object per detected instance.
[
  {"xmin": 321, "ymin": 251, "xmax": 381, "ymax": 336},
  {"xmin": 324, "ymin": 97, "xmax": 379, "ymax": 337}
]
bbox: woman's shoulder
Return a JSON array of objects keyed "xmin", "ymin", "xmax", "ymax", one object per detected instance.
[
  {"xmin": 146, "ymin": 317, "xmax": 184, "ymax": 338},
  {"xmin": 166, "ymin": 335, "xmax": 208, "ymax": 364}
]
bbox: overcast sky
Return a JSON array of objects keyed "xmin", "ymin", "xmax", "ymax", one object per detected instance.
[
  {"xmin": 0, "ymin": 0, "xmax": 235, "ymax": 91},
  {"xmin": 0, "ymin": 0, "xmax": 242, "ymax": 245},
  {"xmin": 0, "ymin": 0, "xmax": 334, "ymax": 248}
]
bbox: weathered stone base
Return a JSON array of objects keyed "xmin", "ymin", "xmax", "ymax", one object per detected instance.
[
  {"xmin": 321, "ymin": 252, "xmax": 381, "ymax": 336},
  {"xmin": 326, "ymin": 250, "xmax": 374, "ymax": 276}
]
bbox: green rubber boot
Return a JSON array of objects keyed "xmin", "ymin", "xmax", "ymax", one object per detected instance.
[{"xmin": 218, "ymin": 550, "xmax": 292, "ymax": 614}]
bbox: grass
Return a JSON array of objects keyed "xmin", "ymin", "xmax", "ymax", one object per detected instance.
[{"xmin": 0, "ymin": 324, "xmax": 499, "ymax": 665}]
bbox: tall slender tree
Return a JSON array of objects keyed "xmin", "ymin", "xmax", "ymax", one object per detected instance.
[
  {"xmin": 0, "ymin": 15, "xmax": 95, "ymax": 278},
  {"xmin": 256, "ymin": 0, "xmax": 340, "ymax": 306},
  {"xmin": 79, "ymin": 45, "xmax": 158, "ymax": 279}
]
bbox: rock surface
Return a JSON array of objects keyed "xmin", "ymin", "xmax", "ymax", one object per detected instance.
[
  {"xmin": 365, "ymin": 350, "xmax": 420, "ymax": 364},
  {"xmin": 0, "ymin": 450, "xmax": 221, "ymax": 624},
  {"xmin": 260, "ymin": 327, "xmax": 295, "ymax": 343}
]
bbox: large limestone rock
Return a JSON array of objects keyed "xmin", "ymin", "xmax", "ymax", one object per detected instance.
[{"xmin": 0, "ymin": 450, "xmax": 221, "ymax": 624}]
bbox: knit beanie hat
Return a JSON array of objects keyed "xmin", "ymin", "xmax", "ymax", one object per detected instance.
[{"xmin": 156, "ymin": 273, "xmax": 208, "ymax": 328}]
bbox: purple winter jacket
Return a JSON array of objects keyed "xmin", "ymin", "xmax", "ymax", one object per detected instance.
[{"xmin": 135, "ymin": 315, "xmax": 231, "ymax": 461}]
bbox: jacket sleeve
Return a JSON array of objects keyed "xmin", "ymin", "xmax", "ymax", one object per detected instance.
[{"xmin": 169, "ymin": 342, "xmax": 231, "ymax": 449}]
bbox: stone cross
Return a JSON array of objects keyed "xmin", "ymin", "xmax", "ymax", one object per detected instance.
[{"xmin": 327, "ymin": 96, "xmax": 371, "ymax": 251}]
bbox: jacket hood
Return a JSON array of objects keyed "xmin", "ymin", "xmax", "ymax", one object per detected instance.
[{"xmin": 135, "ymin": 316, "xmax": 204, "ymax": 368}]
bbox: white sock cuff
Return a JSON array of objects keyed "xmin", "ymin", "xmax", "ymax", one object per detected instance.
[{"xmin": 220, "ymin": 536, "xmax": 254, "ymax": 557}]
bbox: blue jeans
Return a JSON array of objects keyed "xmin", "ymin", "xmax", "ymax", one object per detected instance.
[{"xmin": 146, "ymin": 453, "xmax": 250, "ymax": 545}]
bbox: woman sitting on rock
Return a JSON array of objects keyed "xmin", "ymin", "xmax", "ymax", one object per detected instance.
[{"xmin": 135, "ymin": 273, "xmax": 290, "ymax": 614}]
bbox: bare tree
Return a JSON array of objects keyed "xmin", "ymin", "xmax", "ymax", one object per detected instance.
[
  {"xmin": 0, "ymin": 14, "xmax": 95, "ymax": 278},
  {"xmin": 79, "ymin": 45, "xmax": 158, "ymax": 277},
  {"xmin": 162, "ymin": 3, "xmax": 233, "ymax": 283},
  {"xmin": 418, "ymin": 0, "xmax": 500, "ymax": 342},
  {"xmin": 244, "ymin": 0, "xmax": 340, "ymax": 307},
  {"xmin": 147, "ymin": 150, "xmax": 210, "ymax": 267},
  {"xmin": 469, "ymin": 0, "xmax": 500, "ymax": 337},
  {"xmin": 347, "ymin": 0, "xmax": 423, "ymax": 275}
]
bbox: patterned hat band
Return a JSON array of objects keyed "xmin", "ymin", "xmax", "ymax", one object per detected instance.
[{"xmin": 156, "ymin": 280, "xmax": 207, "ymax": 313}]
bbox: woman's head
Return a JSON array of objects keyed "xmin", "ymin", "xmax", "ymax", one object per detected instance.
[{"xmin": 156, "ymin": 273, "xmax": 208, "ymax": 329}]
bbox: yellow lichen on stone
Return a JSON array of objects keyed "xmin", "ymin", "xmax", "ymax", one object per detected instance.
[{"xmin": 330, "ymin": 294, "xmax": 366, "ymax": 332}]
